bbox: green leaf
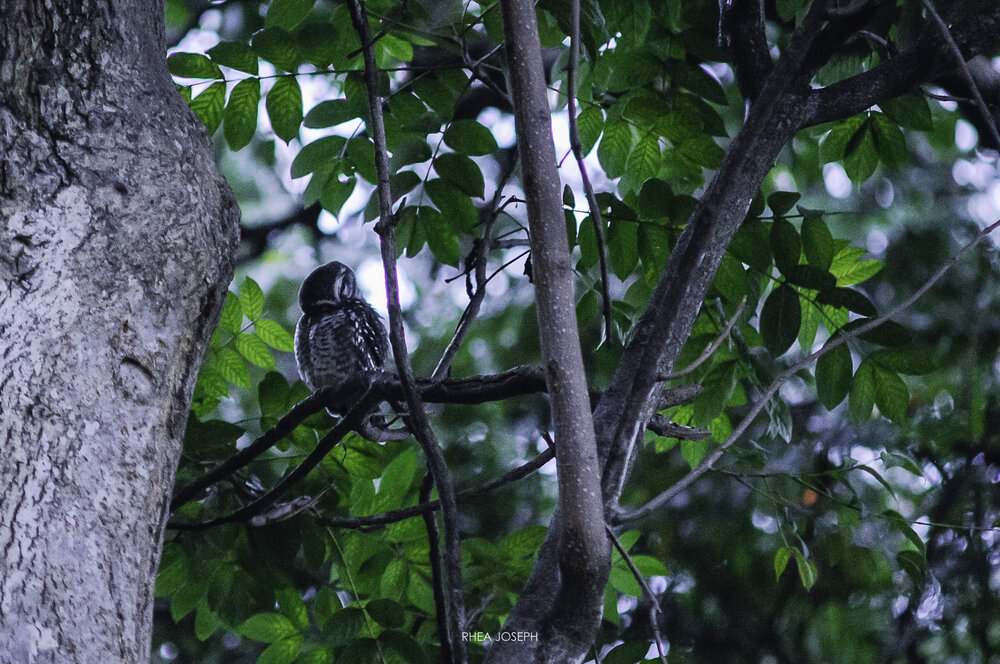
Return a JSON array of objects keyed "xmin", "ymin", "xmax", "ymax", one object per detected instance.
[
  {"xmin": 345, "ymin": 137, "xmax": 377, "ymax": 183},
  {"xmin": 320, "ymin": 176, "xmax": 356, "ymax": 216},
  {"xmin": 216, "ymin": 348, "xmax": 252, "ymax": 389},
  {"xmin": 425, "ymin": 179, "xmax": 477, "ymax": 233},
  {"xmin": 774, "ymin": 546, "xmax": 793, "ymax": 580},
  {"xmin": 190, "ymin": 82, "xmax": 226, "ymax": 135},
  {"xmin": 693, "ymin": 361, "xmax": 737, "ymax": 427},
  {"xmin": 194, "ymin": 602, "xmax": 219, "ymax": 641},
  {"xmin": 366, "ymin": 599, "xmax": 405, "ymax": 629},
  {"xmin": 304, "ymin": 99, "xmax": 356, "ymax": 128},
  {"xmin": 829, "ymin": 248, "xmax": 882, "ymax": 286},
  {"xmin": 603, "ymin": 642, "xmax": 652, "ymax": 664},
  {"xmin": 240, "ymin": 278, "xmax": 264, "ymax": 320},
  {"xmin": 576, "ymin": 106, "xmax": 604, "ymax": 156},
  {"xmin": 434, "ymin": 153, "xmax": 485, "ymax": 198},
  {"xmin": 276, "ymin": 588, "xmax": 309, "ymax": 631},
  {"xmin": 761, "ymin": 284, "xmax": 801, "ymax": 356},
  {"xmin": 767, "ymin": 191, "xmax": 801, "ymax": 216},
  {"xmin": 379, "ymin": 558, "xmax": 409, "ymax": 599},
  {"xmin": 501, "ymin": 525, "xmax": 548, "ymax": 559},
  {"xmin": 870, "ymin": 348, "xmax": 934, "ymax": 375},
  {"xmin": 607, "ymin": 220, "xmax": 639, "ymax": 280},
  {"xmin": 871, "ymin": 112, "xmax": 907, "ymax": 169},
  {"xmin": 816, "ymin": 342, "xmax": 852, "ymax": 410},
  {"xmin": 380, "ymin": 34, "xmax": 414, "ymax": 62},
  {"xmin": 291, "ymin": 136, "xmax": 346, "ymax": 178},
  {"xmin": 442, "ymin": 119, "xmax": 498, "ymax": 156},
  {"xmin": 298, "ymin": 647, "xmax": 334, "ymax": 664},
  {"xmin": 849, "ymin": 358, "xmax": 876, "ymax": 422},
  {"xmin": 219, "ymin": 292, "xmax": 244, "ymax": 333},
  {"xmin": 266, "ymin": 76, "xmax": 303, "ymax": 143},
  {"xmin": 712, "ymin": 253, "xmax": 751, "ymax": 303},
  {"xmin": 251, "ymin": 28, "xmax": 301, "ymax": 72},
  {"xmin": 324, "ymin": 607, "xmax": 364, "ymax": 645},
  {"xmin": 598, "ymin": 121, "xmax": 633, "ymax": 179},
  {"xmin": 372, "ymin": 448, "xmax": 416, "ymax": 512},
  {"xmin": 880, "ymin": 93, "xmax": 933, "ymax": 131},
  {"xmin": 820, "ymin": 114, "xmax": 866, "ymax": 162},
  {"xmin": 729, "ymin": 217, "xmax": 772, "ymax": 272},
  {"xmin": 183, "ymin": 418, "xmax": 244, "ymax": 459},
  {"xmin": 235, "ymin": 333, "xmax": 275, "ymax": 369},
  {"xmin": 897, "ymin": 549, "xmax": 928, "ymax": 585},
  {"xmin": 681, "ymin": 438, "xmax": 710, "ymax": 469},
  {"xmin": 675, "ymin": 63, "xmax": 728, "ymax": 105},
  {"xmin": 255, "ymin": 318, "xmax": 295, "ymax": 351},
  {"xmin": 265, "ymin": 0, "xmax": 316, "ymax": 30},
  {"xmin": 168, "ymin": 52, "xmax": 222, "ymax": 79},
  {"xmin": 843, "ymin": 119, "xmax": 879, "ymax": 183},
  {"xmin": 379, "ymin": 630, "xmax": 430, "ymax": 664},
  {"xmin": 855, "ymin": 319, "xmax": 911, "ymax": 346},
  {"xmin": 856, "ymin": 464, "xmax": 897, "ymax": 497},
  {"xmin": 783, "ymin": 265, "xmax": 836, "ymax": 291},
  {"xmin": 802, "ymin": 218, "xmax": 834, "ymax": 270},
  {"xmin": 883, "ymin": 509, "xmax": 926, "ymax": 555},
  {"xmin": 770, "ymin": 217, "xmax": 801, "ymax": 274},
  {"xmin": 207, "ymin": 41, "xmax": 258, "ymax": 75},
  {"xmin": 415, "ymin": 205, "xmax": 460, "ymax": 267},
  {"xmin": 792, "ymin": 550, "xmax": 818, "ymax": 590},
  {"xmin": 239, "ymin": 613, "xmax": 298, "ymax": 643},
  {"xmin": 224, "ymin": 78, "xmax": 261, "ymax": 151},
  {"xmin": 815, "ymin": 287, "xmax": 877, "ymax": 316},
  {"xmin": 257, "ymin": 636, "xmax": 303, "ymax": 664},
  {"xmin": 314, "ymin": 589, "xmax": 341, "ymax": 630},
  {"xmin": 626, "ymin": 133, "xmax": 661, "ymax": 185},
  {"xmin": 873, "ymin": 364, "xmax": 908, "ymax": 423}
]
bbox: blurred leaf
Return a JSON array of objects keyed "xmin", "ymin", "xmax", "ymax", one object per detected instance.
[{"xmin": 816, "ymin": 342, "xmax": 852, "ymax": 409}]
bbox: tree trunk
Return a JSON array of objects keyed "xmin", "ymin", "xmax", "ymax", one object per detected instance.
[{"xmin": 0, "ymin": 3, "xmax": 239, "ymax": 662}]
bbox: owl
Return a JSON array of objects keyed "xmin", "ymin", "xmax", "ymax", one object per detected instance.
[{"xmin": 295, "ymin": 261, "xmax": 389, "ymax": 398}]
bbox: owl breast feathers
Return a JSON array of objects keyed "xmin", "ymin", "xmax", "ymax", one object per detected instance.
[{"xmin": 294, "ymin": 261, "xmax": 389, "ymax": 393}]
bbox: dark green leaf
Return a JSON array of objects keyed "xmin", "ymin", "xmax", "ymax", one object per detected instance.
[
  {"xmin": 816, "ymin": 342, "xmax": 852, "ymax": 409},
  {"xmin": 190, "ymin": 82, "xmax": 226, "ymax": 135},
  {"xmin": 675, "ymin": 63, "xmax": 728, "ymax": 105},
  {"xmin": 324, "ymin": 607, "xmax": 364, "ymax": 645},
  {"xmin": 304, "ymin": 99, "xmax": 356, "ymax": 128},
  {"xmin": 626, "ymin": 133, "xmax": 661, "ymax": 185},
  {"xmin": 729, "ymin": 217, "xmax": 772, "ymax": 272},
  {"xmin": 266, "ymin": 0, "xmax": 316, "ymax": 30},
  {"xmin": 761, "ymin": 285, "xmax": 801, "ymax": 356},
  {"xmin": 873, "ymin": 364, "xmax": 908, "ymax": 422},
  {"xmin": 802, "ymin": 217, "xmax": 834, "ymax": 270},
  {"xmin": 183, "ymin": 418, "xmax": 244, "ymax": 459},
  {"xmin": 849, "ymin": 358, "xmax": 876, "ymax": 422},
  {"xmin": 577, "ymin": 106, "xmax": 603, "ymax": 156},
  {"xmin": 820, "ymin": 114, "xmax": 866, "ymax": 162},
  {"xmin": 602, "ymin": 640, "xmax": 650, "ymax": 664},
  {"xmin": 855, "ymin": 319, "xmax": 911, "ymax": 346},
  {"xmin": 843, "ymin": 119, "xmax": 879, "ymax": 183},
  {"xmin": 257, "ymin": 636, "xmax": 303, "ymax": 664},
  {"xmin": 167, "ymin": 52, "xmax": 222, "ymax": 79},
  {"xmin": 346, "ymin": 137, "xmax": 377, "ymax": 183},
  {"xmin": 266, "ymin": 76, "xmax": 303, "ymax": 143},
  {"xmin": 793, "ymin": 550, "xmax": 818, "ymax": 590},
  {"xmin": 880, "ymin": 93, "xmax": 933, "ymax": 131},
  {"xmin": 425, "ymin": 179, "xmax": 477, "ymax": 234},
  {"xmin": 206, "ymin": 41, "xmax": 258, "ymax": 75},
  {"xmin": 783, "ymin": 264, "xmax": 836, "ymax": 291},
  {"xmin": 434, "ymin": 153, "xmax": 485, "ymax": 198},
  {"xmin": 712, "ymin": 254, "xmax": 751, "ymax": 303},
  {"xmin": 320, "ymin": 175, "xmax": 356, "ymax": 216},
  {"xmin": 251, "ymin": 28, "xmax": 301, "ymax": 72},
  {"xmin": 608, "ymin": 220, "xmax": 638, "ymax": 280},
  {"xmin": 871, "ymin": 112, "xmax": 907, "ymax": 169},
  {"xmin": 224, "ymin": 78, "xmax": 260, "ymax": 151},
  {"xmin": 598, "ymin": 121, "xmax": 633, "ymax": 179},
  {"xmin": 768, "ymin": 191, "xmax": 801, "ymax": 216},
  {"xmin": 365, "ymin": 599, "xmax": 405, "ymax": 629},
  {"xmin": 870, "ymin": 348, "xmax": 934, "ymax": 375},
  {"xmin": 815, "ymin": 287, "xmax": 877, "ymax": 316},
  {"xmin": 194, "ymin": 602, "xmax": 219, "ymax": 641},
  {"xmin": 693, "ymin": 362, "xmax": 738, "ymax": 427},
  {"xmin": 770, "ymin": 217, "xmax": 801, "ymax": 273},
  {"xmin": 379, "ymin": 630, "xmax": 429, "ymax": 664},
  {"xmin": 442, "ymin": 119, "xmax": 498, "ymax": 156},
  {"xmin": 883, "ymin": 509, "xmax": 926, "ymax": 555},
  {"xmin": 291, "ymin": 136, "xmax": 346, "ymax": 178},
  {"xmin": 239, "ymin": 613, "xmax": 298, "ymax": 643}
]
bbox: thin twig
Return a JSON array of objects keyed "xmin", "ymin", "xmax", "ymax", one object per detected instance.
[
  {"xmin": 169, "ymin": 391, "xmax": 376, "ymax": 530},
  {"xmin": 660, "ymin": 298, "xmax": 746, "ymax": 381},
  {"xmin": 567, "ymin": 0, "xmax": 614, "ymax": 344},
  {"xmin": 420, "ymin": 472, "xmax": 452, "ymax": 664},
  {"xmin": 922, "ymin": 0, "xmax": 1000, "ymax": 149},
  {"xmin": 614, "ymin": 218, "xmax": 1000, "ymax": 524},
  {"xmin": 433, "ymin": 167, "xmax": 519, "ymax": 379},
  {"xmin": 347, "ymin": 2, "xmax": 467, "ymax": 660},
  {"xmin": 605, "ymin": 525, "xmax": 668, "ymax": 664}
]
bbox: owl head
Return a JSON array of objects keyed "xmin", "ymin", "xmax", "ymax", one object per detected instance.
[{"xmin": 298, "ymin": 261, "xmax": 363, "ymax": 312}]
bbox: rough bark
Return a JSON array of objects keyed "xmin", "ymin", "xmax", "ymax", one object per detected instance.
[{"xmin": 0, "ymin": 2, "xmax": 239, "ymax": 662}]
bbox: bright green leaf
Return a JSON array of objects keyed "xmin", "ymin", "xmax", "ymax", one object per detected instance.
[
  {"xmin": 219, "ymin": 292, "xmax": 243, "ymax": 333},
  {"xmin": 240, "ymin": 278, "xmax": 264, "ymax": 320},
  {"xmin": 224, "ymin": 78, "xmax": 261, "ymax": 151},
  {"xmin": 190, "ymin": 82, "xmax": 226, "ymax": 135},
  {"xmin": 255, "ymin": 318, "xmax": 294, "ymax": 351}
]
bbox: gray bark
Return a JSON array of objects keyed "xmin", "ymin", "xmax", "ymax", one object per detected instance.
[{"xmin": 0, "ymin": 2, "xmax": 239, "ymax": 662}]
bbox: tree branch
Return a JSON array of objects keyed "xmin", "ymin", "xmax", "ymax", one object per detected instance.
[
  {"xmin": 720, "ymin": 0, "xmax": 772, "ymax": 102},
  {"xmin": 614, "ymin": 218, "xmax": 1000, "ymax": 524},
  {"xmin": 346, "ymin": 1, "xmax": 467, "ymax": 660},
  {"xmin": 420, "ymin": 472, "xmax": 453, "ymax": 664},
  {"xmin": 567, "ymin": 0, "xmax": 613, "ymax": 344},
  {"xmin": 605, "ymin": 525, "xmax": 668, "ymax": 664},
  {"xmin": 487, "ymin": 1, "xmax": 611, "ymax": 661}
]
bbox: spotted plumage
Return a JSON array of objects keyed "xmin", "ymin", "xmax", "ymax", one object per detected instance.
[{"xmin": 295, "ymin": 261, "xmax": 389, "ymax": 395}]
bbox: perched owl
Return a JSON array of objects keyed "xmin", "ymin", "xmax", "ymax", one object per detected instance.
[{"xmin": 295, "ymin": 261, "xmax": 389, "ymax": 397}]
